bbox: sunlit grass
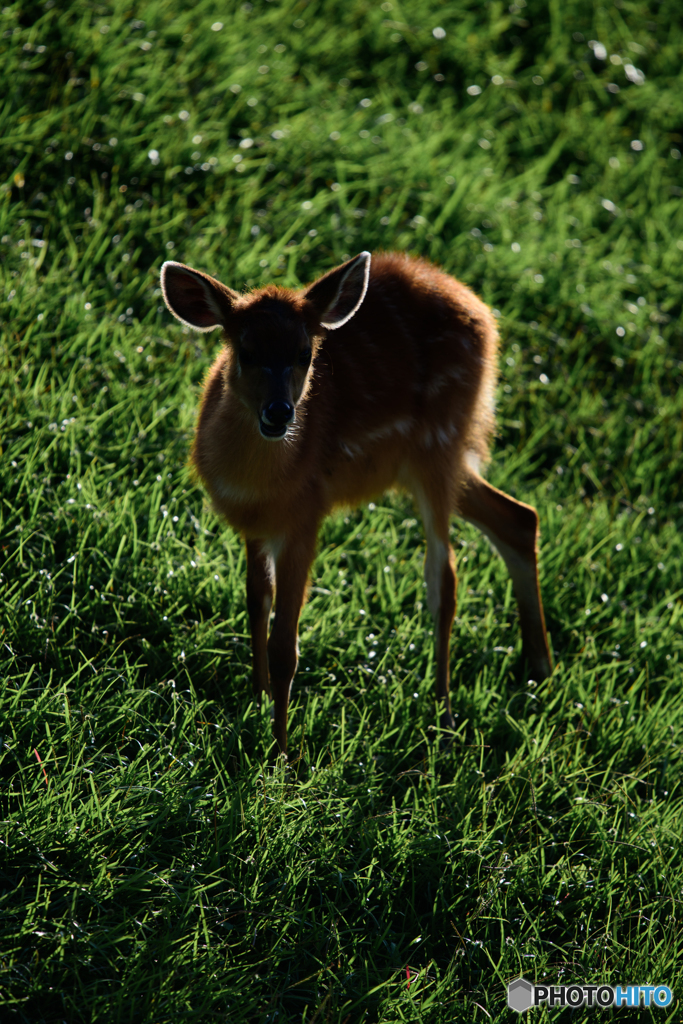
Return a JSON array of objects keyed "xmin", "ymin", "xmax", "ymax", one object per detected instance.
[{"xmin": 1, "ymin": 0, "xmax": 683, "ymax": 1021}]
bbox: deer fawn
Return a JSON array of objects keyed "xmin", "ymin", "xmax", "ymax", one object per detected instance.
[{"xmin": 161, "ymin": 251, "xmax": 552, "ymax": 756}]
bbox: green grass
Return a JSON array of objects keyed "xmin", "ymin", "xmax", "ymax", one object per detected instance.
[{"xmin": 2, "ymin": 0, "xmax": 683, "ymax": 1020}]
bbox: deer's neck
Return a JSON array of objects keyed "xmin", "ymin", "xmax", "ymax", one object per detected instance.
[{"xmin": 192, "ymin": 355, "xmax": 306, "ymax": 510}]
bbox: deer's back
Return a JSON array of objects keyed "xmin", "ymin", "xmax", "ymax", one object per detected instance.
[{"xmin": 311, "ymin": 253, "xmax": 499, "ymax": 506}]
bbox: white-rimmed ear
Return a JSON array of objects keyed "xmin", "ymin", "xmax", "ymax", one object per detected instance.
[
  {"xmin": 303, "ymin": 251, "xmax": 371, "ymax": 330},
  {"xmin": 160, "ymin": 261, "xmax": 240, "ymax": 332}
]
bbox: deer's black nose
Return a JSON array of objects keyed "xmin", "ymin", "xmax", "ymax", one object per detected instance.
[{"xmin": 262, "ymin": 401, "xmax": 294, "ymax": 427}]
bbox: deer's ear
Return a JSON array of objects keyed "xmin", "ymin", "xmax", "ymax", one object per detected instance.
[
  {"xmin": 160, "ymin": 262, "xmax": 239, "ymax": 332},
  {"xmin": 304, "ymin": 251, "xmax": 370, "ymax": 330}
]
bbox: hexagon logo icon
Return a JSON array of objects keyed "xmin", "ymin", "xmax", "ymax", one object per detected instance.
[{"xmin": 508, "ymin": 977, "xmax": 534, "ymax": 1013}]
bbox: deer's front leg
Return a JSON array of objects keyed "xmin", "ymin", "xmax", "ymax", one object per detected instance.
[
  {"xmin": 267, "ymin": 534, "xmax": 317, "ymax": 756},
  {"xmin": 246, "ymin": 540, "xmax": 274, "ymax": 700}
]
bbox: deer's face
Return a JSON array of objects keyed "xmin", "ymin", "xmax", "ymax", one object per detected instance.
[
  {"xmin": 160, "ymin": 253, "xmax": 370, "ymax": 442},
  {"xmin": 232, "ymin": 308, "xmax": 315, "ymax": 441}
]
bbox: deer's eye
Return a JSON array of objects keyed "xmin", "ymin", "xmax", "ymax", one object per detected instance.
[{"xmin": 298, "ymin": 348, "xmax": 312, "ymax": 368}]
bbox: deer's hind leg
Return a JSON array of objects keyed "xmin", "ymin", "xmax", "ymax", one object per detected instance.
[
  {"xmin": 411, "ymin": 481, "xmax": 458, "ymax": 730},
  {"xmin": 456, "ymin": 469, "xmax": 552, "ymax": 680}
]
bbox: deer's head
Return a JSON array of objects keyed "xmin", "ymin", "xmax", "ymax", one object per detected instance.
[{"xmin": 161, "ymin": 252, "xmax": 370, "ymax": 441}]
